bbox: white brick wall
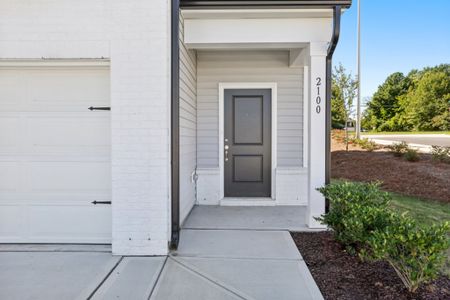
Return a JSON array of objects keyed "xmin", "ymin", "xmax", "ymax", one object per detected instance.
[
  {"xmin": 0, "ymin": 0, "xmax": 172, "ymax": 255},
  {"xmin": 110, "ymin": 0, "xmax": 171, "ymax": 255},
  {"xmin": 0, "ymin": 0, "xmax": 110, "ymax": 58}
]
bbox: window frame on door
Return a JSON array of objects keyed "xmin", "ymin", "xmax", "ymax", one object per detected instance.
[{"xmin": 218, "ymin": 82, "xmax": 277, "ymax": 200}]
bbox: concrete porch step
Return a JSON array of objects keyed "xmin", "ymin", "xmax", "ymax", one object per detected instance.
[{"xmin": 183, "ymin": 205, "xmax": 309, "ymax": 231}]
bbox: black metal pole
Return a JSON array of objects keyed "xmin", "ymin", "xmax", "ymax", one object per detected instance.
[
  {"xmin": 325, "ymin": 5, "xmax": 341, "ymax": 212},
  {"xmin": 170, "ymin": 0, "xmax": 180, "ymax": 250}
]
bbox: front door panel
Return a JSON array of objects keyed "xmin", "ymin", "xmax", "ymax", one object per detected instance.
[{"xmin": 224, "ymin": 89, "xmax": 271, "ymax": 197}]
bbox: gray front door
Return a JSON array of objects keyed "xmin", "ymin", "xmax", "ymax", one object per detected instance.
[{"xmin": 224, "ymin": 89, "xmax": 271, "ymax": 197}]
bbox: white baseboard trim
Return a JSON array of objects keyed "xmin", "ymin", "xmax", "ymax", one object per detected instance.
[
  {"xmin": 196, "ymin": 166, "xmax": 309, "ymax": 206},
  {"xmin": 220, "ymin": 197, "xmax": 276, "ymax": 206}
]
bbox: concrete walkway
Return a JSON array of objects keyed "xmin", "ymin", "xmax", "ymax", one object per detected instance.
[
  {"xmin": 0, "ymin": 207, "xmax": 323, "ymax": 300},
  {"xmin": 151, "ymin": 229, "xmax": 322, "ymax": 300}
]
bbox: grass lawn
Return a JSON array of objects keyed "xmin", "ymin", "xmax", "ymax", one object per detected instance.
[
  {"xmin": 362, "ymin": 131, "xmax": 450, "ymax": 135},
  {"xmin": 330, "ymin": 180, "xmax": 450, "ymax": 225},
  {"xmin": 389, "ymin": 193, "xmax": 450, "ymax": 277},
  {"xmin": 389, "ymin": 193, "xmax": 450, "ymax": 226}
]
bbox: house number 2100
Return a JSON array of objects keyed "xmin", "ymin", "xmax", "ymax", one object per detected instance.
[{"xmin": 315, "ymin": 77, "xmax": 322, "ymax": 114}]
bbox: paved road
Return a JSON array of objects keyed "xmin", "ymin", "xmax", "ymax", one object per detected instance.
[{"xmin": 363, "ymin": 134, "xmax": 450, "ymax": 147}]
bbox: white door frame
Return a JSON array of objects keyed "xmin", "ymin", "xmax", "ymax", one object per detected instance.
[{"xmin": 218, "ymin": 82, "xmax": 277, "ymax": 200}]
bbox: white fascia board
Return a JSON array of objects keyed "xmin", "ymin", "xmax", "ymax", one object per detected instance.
[
  {"xmin": 184, "ymin": 18, "xmax": 332, "ymax": 49},
  {"xmin": 188, "ymin": 42, "xmax": 308, "ymax": 50},
  {"xmin": 181, "ymin": 8, "xmax": 333, "ymax": 19}
]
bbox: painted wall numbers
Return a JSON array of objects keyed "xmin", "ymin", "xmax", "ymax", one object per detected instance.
[{"xmin": 315, "ymin": 77, "xmax": 322, "ymax": 114}]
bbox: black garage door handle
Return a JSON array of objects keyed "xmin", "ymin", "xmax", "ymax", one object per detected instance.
[
  {"xmin": 88, "ymin": 106, "xmax": 110, "ymax": 111},
  {"xmin": 91, "ymin": 201, "xmax": 112, "ymax": 205}
]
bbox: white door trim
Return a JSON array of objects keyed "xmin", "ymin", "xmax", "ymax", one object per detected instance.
[{"xmin": 218, "ymin": 82, "xmax": 277, "ymax": 200}]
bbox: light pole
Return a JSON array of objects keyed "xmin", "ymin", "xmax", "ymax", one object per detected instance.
[{"xmin": 355, "ymin": 0, "xmax": 362, "ymax": 139}]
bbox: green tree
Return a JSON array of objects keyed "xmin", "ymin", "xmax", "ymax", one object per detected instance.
[
  {"xmin": 331, "ymin": 78, "xmax": 346, "ymax": 128},
  {"xmin": 404, "ymin": 70, "xmax": 450, "ymax": 130},
  {"xmin": 363, "ymin": 64, "xmax": 450, "ymax": 132},
  {"xmin": 363, "ymin": 72, "xmax": 411, "ymax": 131},
  {"xmin": 331, "ymin": 63, "xmax": 357, "ymax": 129},
  {"xmin": 331, "ymin": 63, "xmax": 357, "ymax": 150}
]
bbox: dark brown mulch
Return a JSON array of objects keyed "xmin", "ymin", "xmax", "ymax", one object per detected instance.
[
  {"xmin": 291, "ymin": 231, "xmax": 450, "ymax": 300},
  {"xmin": 331, "ymin": 139, "xmax": 450, "ymax": 203}
]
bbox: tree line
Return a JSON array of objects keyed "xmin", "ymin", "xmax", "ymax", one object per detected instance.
[{"xmin": 332, "ymin": 63, "xmax": 450, "ymax": 132}]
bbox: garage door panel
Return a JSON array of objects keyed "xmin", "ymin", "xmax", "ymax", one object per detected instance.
[
  {"xmin": 26, "ymin": 114, "xmax": 110, "ymax": 155},
  {"xmin": 29, "ymin": 70, "xmax": 109, "ymax": 106},
  {"xmin": 0, "ymin": 162, "xmax": 20, "ymax": 192},
  {"xmin": 0, "ymin": 69, "xmax": 109, "ymax": 112},
  {"xmin": 0, "ymin": 115, "xmax": 21, "ymax": 151},
  {"xmin": 27, "ymin": 205, "xmax": 111, "ymax": 243},
  {"xmin": 0, "ymin": 196, "xmax": 111, "ymax": 206},
  {"xmin": 28, "ymin": 161, "xmax": 110, "ymax": 192},
  {"xmin": 0, "ymin": 205, "xmax": 25, "ymax": 239},
  {"xmin": 0, "ymin": 65, "xmax": 111, "ymax": 244},
  {"xmin": 0, "ymin": 72, "xmax": 23, "ymax": 110}
]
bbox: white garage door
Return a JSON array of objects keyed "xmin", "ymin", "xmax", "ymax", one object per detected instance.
[{"xmin": 0, "ymin": 64, "xmax": 111, "ymax": 243}]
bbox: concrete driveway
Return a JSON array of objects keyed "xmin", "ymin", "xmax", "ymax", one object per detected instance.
[
  {"xmin": 0, "ymin": 231, "xmax": 322, "ymax": 300},
  {"xmin": 1, "ymin": 207, "xmax": 323, "ymax": 300},
  {"xmin": 0, "ymin": 246, "xmax": 119, "ymax": 300}
]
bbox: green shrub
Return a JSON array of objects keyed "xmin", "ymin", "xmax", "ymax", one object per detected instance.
[
  {"xmin": 431, "ymin": 145, "xmax": 450, "ymax": 163},
  {"xmin": 389, "ymin": 141, "xmax": 409, "ymax": 157},
  {"xmin": 404, "ymin": 148, "xmax": 420, "ymax": 162},
  {"xmin": 318, "ymin": 181, "xmax": 450, "ymax": 293},
  {"xmin": 354, "ymin": 138, "xmax": 378, "ymax": 152},
  {"xmin": 332, "ymin": 122, "xmax": 345, "ymax": 130},
  {"xmin": 317, "ymin": 182, "xmax": 392, "ymax": 253},
  {"xmin": 366, "ymin": 215, "xmax": 450, "ymax": 293}
]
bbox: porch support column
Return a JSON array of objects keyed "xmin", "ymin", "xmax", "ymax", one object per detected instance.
[{"xmin": 307, "ymin": 42, "xmax": 328, "ymax": 228}]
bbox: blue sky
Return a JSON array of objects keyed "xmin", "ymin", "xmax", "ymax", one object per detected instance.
[{"xmin": 333, "ymin": 0, "xmax": 450, "ymax": 102}]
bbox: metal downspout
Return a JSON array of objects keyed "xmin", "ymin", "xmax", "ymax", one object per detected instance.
[
  {"xmin": 325, "ymin": 5, "xmax": 342, "ymax": 212},
  {"xmin": 170, "ymin": 0, "xmax": 181, "ymax": 249}
]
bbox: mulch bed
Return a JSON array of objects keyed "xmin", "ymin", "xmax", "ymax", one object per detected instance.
[
  {"xmin": 291, "ymin": 231, "xmax": 450, "ymax": 300},
  {"xmin": 331, "ymin": 139, "xmax": 450, "ymax": 203}
]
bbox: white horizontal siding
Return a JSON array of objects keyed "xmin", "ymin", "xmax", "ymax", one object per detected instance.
[
  {"xmin": 197, "ymin": 50, "xmax": 303, "ymax": 168},
  {"xmin": 179, "ymin": 15, "xmax": 197, "ymax": 223}
]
